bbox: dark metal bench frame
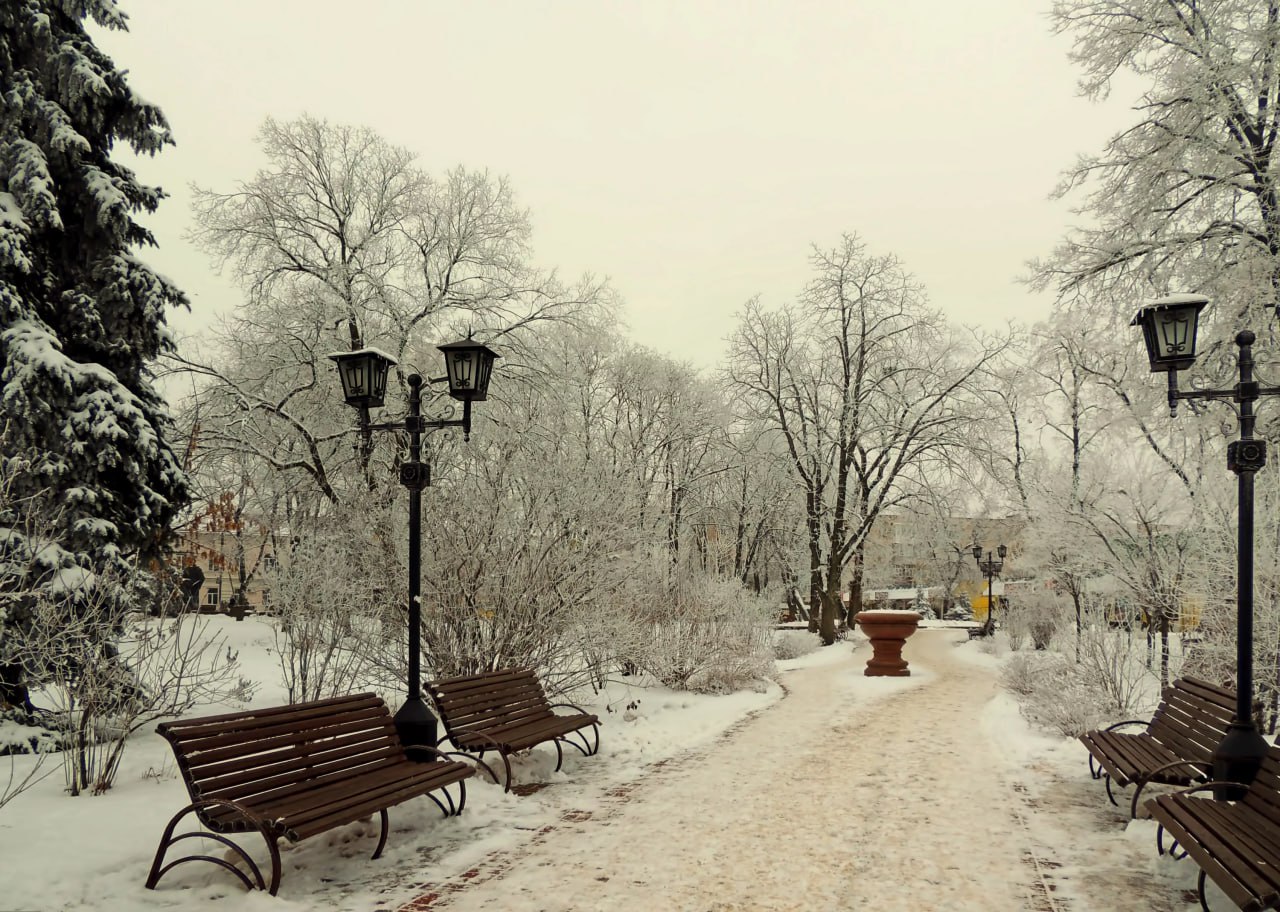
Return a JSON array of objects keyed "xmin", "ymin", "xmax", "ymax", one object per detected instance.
[
  {"xmin": 1146, "ymin": 745, "xmax": 1280, "ymax": 912},
  {"xmin": 428, "ymin": 668, "xmax": 601, "ymax": 793},
  {"xmin": 1079, "ymin": 675, "xmax": 1236, "ymax": 817},
  {"xmin": 145, "ymin": 692, "xmax": 486, "ymax": 895}
]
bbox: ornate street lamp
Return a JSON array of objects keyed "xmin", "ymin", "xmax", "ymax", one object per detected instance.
[
  {"xmin": 1132, "ymin": 294, "xmax": 1274, "ymax": 798},
  {"xmin": 328, "ymin": 337, "xmax": 499, "ymax": 759},
  {"xmin": 972, "ymin": 543, "xmax": 1006, "ymax": 636}
]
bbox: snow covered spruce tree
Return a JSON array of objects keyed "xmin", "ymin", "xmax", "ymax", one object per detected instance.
[{"xmin": 0, "ymin": 2, "xmax": 189, "ymax": 710}]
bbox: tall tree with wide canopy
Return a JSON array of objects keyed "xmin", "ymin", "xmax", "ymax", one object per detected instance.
[
  {"xmin": 1037, "ymin": 0, "xmax": 1280, "ymax": 328},
  {"xmin": 0, "ymin": 1, "xmax": 188, "ymax": 707},
  {"xmin": 727, "ymin": 235, "xmax": 1003, "ymax": 644}
]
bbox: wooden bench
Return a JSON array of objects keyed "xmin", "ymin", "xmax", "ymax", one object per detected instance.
[
  {"xmin": 428, "ymin": 669, "xmax": 601, "ymax": 792},
  {"xmin": 1145, "ymin": 744, "xmax": 1280, "ymax": 911},
  {"xmin": 145, "ymin": 692, "xmax": 477, "ymax": 895},
  {"xmin": 1080, "ymin": 675, "xmax": 1236, "ymax": 817}
]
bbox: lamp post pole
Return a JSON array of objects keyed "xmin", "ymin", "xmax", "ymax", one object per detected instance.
[
  {"xmin": 1212, "ymin": 332, "xmax": 1270, "ymax": 798},
  {"xmin": 986, "ymin": 560, "xmax": 995, "ymax": 632},
  {"xmin": 394, "ymin": 375, "xmax": 435, "ymax": 759}
]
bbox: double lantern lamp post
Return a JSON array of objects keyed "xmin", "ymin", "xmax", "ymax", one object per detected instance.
[
  {"xmin": 972, "ymin": 543, "xmax": 1006, "ymax": 635},
  {"xmin": 1131, "ymin": 294, "xmax": 1275, "ymax": 796},
  {"xmin": 328, "ymin": 338, "xmax": 498, "ymax": 760}
]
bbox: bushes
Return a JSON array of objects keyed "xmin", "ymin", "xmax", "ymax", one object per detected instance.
[
  {"xmin": 625, "ymin": 575, "xmax": 775, "ymax": 694},
  {"xmin": 774, "ymin": 629, "xmax": 820, "ymax": 660},
  {"xmin": 1003, "ymin": 624, "xmax": 1155, "ymax": 737},
  {"xmin": 1002, "ymin": 650, "xmax": 1115, "ymax": 737}
]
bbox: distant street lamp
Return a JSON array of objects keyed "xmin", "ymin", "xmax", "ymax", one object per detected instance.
[
  {"xmin": 328, "ymin": 337, "xmax": 498, "ymax": 759},
  {"xmin": 972, "ymin": 543, "xmax": 1006, "ymax": 636},
  {"xmin": 1131, "ymin": 294, "xmax": 1274, "ymax": 798}
]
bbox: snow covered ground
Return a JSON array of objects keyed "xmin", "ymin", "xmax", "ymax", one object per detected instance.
[{"xmin": 0, "ymin": 619, "xmax": 1221, "ymax": 911}]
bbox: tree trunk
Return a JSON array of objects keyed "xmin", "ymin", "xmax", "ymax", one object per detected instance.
[
  {"xmin": 1159, "ymin": 612, "xmax": 1170, "ymax": 690},
  {"xmin": 1073, "ymin": 590, "xmax": 1082, "ymax": 664},
  {"xmin": 819, "ymin": 588, "xmax": 840, "ymax": 646}
]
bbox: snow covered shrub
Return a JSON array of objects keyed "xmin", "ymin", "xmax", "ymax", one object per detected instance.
[
  {"xmin": 1001, "ymin": 651, "xmax": 1048, "ymax": 696},
  {"xmin": 1004, "ymin": 650, "xmax": 1111, "ymax": 736},
  {"xmin": 1005, "ymin": 627, "xmax": 1152, "ymax": 737},
  {"xmin": 774, "ymin": 629, "xmax": 820, "ymax": 660},
  {"xmin": 266, "ymin": 525, "xmax": 390, "ymax": 704},
  {"xmin": 1077, "ymin": 623, "xmax": 1150, "ymax": 717},
  {"xmin": 9, "ymin": 570, "xmax": 252, "ymax": 795},
  {"xmin": 1020, "ymin": 667, "xmax": 1114, "ymax": 737},
  {"xmin": 628, "ymin": 575, "xmax": 774, "ymax": 694}
]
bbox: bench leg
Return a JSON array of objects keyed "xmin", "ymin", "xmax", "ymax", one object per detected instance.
[
  {"xmin": 1155, "ymin": 824, "xmax": 1189, "ymax": 861},
  {"xmin": 1104, "ymin": 774, "xmax": 1121, "ymax": 807},
  {"xmin": 1198, "ymin": 868, "xmax": 1211, "ymax": 912},
  {"xmin": 559, "ymin": 724, "xmax": 601, "ymax": 759},
  {"xmin": 372, "ymin": 808, "xmax": 390, "ymax": 860},
  {"xmin": 146, "ymin": 799, "xmax": 282, "ymax": 895}
]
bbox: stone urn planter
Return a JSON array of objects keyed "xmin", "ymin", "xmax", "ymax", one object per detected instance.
[{"xmin": 854, "ymin": 610, "xmax": 922, "ymax": 677}]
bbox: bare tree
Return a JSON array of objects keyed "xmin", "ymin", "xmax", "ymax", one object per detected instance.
[
  {"xmin": 726, "ymin": 234, "xmax": 1006, "ymax": 644},
  {"xmin": 174, "ymin": 115, "xmax": 599, "ymax": 518}
]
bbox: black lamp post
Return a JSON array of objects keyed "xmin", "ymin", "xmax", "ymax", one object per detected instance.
[
  {"xmin": 328, "ymin": 338, "xmax": 498, "ymax": 760},
  {"xmin": 1131, "ymin": 294, "xmax": 1273, "ymax": 798},
  {"xmin": 972, "ymin": 543, "xmax": 1006, "ymax": 636}
]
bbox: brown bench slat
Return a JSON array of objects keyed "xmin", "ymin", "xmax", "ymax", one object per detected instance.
[
  {"xmin": 178, "ymin": 716, "xmax": 397, "ymax": 769},
  {"xmin": 198, "ymin": 742, "xmax": 406, "ymax": 798},
  {"xmin": 284, "ymin": 765, "xmax": 471, "ymax": 841},
  {"xmin": 431, "ymin": 670, "xmax": 533, "ymax": 697},
  {"xmin": 172, "ymin": 703, "xmax": 392, "ymax": 753},
  {"xmin": 433, "ymin": 683, "xmax": 550, "ymax": 717},
  {"xmin": 158, "ymin": 694, "xmax": 385, "ymax": 738},
  {"xmin": 260, "ymin": 760, "xmax": 470, "ymax": 826},
  {"xmin": 211, "ymin": 754, "xmax": 417, "ymax": 811},
  {"xmin": 183, "ymin": 727, "xmax": 396, "ymax": 782}
]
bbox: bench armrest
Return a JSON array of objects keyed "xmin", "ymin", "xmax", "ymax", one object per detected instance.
[
  {"xmin": 401, "ymin": 744, "xmax": 472, "ymax": 765},
  {"xmin": 1158, "ymin": 781, "xmax": 1243, "ymax": 801},
  {"xmin": 547, "ymin": 702, "xmax": 593, "ymax": 716},
  {"xmin": 1103, "ymin": 719, "xmax": 1150, "ymax": 733}
]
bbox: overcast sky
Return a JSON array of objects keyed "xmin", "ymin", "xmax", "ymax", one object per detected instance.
[{"xmin": 96, "ymin": 1, "xmax": 1139, "ymax": 371}]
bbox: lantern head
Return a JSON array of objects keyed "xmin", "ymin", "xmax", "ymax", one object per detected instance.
[
  {"xmin": 437, "ymin": 337, "xmax": 499, "ymax": 403},
  {"xmin": 1130, "ymin": 294, "xmax": 1209, "ymax": 373},
  {"xmin": 327, "ymin": 347, "xmax": 396, "ymax": 409}
]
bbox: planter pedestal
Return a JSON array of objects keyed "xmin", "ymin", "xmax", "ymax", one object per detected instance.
[{"xmin": 854, "ymin": 610, "xmax": 922, "ymax": 677}]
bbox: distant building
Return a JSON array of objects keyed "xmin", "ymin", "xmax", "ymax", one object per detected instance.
[{"xmin": 169, "ymin": 494, "xmax": 276, "ymax": 614}]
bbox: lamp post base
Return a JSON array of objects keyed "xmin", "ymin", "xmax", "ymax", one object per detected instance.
[
  {"xmin": 394, "ymin": 696, "xmax": 440, "ymax": 762},
  {"xmin": 1212, "ymin": 721, "xmax": 1270, "ymax": 800}
]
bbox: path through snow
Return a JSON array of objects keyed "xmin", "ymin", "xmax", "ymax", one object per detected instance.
[{"xmin": 399, "ymin": 630, "xmax": 1059, "ymax": 911}]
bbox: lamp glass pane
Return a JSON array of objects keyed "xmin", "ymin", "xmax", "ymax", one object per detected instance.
[
  {"xmin": 342, "ymin": 361, "xmax": 366, "ymax": 399},
  {"xmin": 450, "ymin": 351, "xmax": 475, "ymax": 390},
  {"xmin": 1155, "ymin": 310, "xmax": 1194, "ymax": 360},
  {"xmin": 475, "ymin": 353, "xmax": 493, "ymax": 398}
]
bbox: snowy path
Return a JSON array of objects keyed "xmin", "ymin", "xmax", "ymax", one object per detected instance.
[{"xmin": 400, "ymin": 630, "xmax": 1048, "ymax": 911}]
